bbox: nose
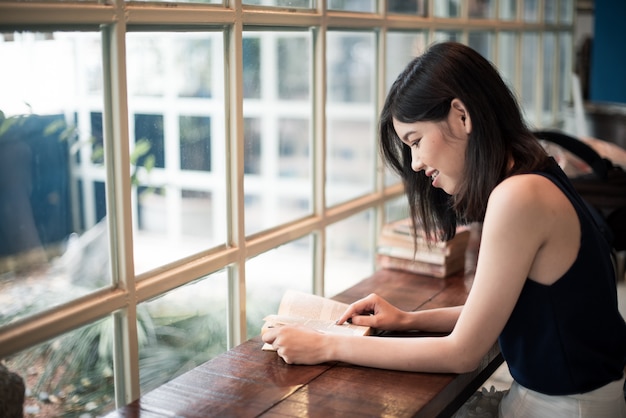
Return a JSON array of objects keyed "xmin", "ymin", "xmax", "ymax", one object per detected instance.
[{"xmin": 410, "ymin": 147, "xmax": 424, "ymax": 172}]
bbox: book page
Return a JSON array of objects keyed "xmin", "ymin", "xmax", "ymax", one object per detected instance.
[
  {"xmin": 261, "ymin": 290, "xmax": 370, "ymax": 351},
  {"xmin": 276, "ymin": 290, "xmax": 349, "ymax": 321}
]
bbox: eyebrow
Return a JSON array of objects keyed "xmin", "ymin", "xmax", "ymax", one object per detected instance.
[{"xmin": 400, "ymin": 130, "xmax": 417, "ymax": 143}]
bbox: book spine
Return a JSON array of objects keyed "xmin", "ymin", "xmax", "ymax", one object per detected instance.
[
  {"xmin": 376, "ymin": 245, "xmax": 448, "ymax": 264},
  {"xmin": 377, "ymin": 236, "xmax": 451, "ymax": 256},
  {"xmin": 376, "ymin": 254, "xmax": 465, "ymax": 278}
]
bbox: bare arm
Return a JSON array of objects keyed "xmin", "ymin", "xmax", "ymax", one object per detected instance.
[
  {"xmin": 263, "ymin": 175, "xmax": 576, "ymax": 374},
  {"xmin": 336, "ymin": 295, "xmax": 463, "ymax": 334}
]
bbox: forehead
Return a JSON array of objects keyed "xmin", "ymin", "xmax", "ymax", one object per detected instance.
[{"xmin": 392, "ymin": 118, "xmax": 435, "ymax": 138}]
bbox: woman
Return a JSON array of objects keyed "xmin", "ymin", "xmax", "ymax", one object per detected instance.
[{"xmin": 262, "ymin": 42, "xmax": 626, "ymax": 417}]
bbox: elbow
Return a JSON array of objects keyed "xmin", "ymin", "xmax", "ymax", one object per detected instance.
[
  {"xmin": 443, "ymin": 342, "xmax": 484, "ymax": 374},
  {"xmin": 449, "ymin": 356, "xmax": 482, "ymax": 374}
]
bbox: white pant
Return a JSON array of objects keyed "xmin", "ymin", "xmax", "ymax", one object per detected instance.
[{"xmin": 499, "ymin": 377, "xmax": 626, "ymax": 418}]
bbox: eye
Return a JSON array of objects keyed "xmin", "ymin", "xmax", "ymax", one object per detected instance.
[{"xmin": 410, "ymin": 138, "xmax": 421, "ymax": 148}]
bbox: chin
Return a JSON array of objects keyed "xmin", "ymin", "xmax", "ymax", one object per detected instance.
[{"xmin": 440, "ymin": 184, "xmax": 455, "ymax": 196}]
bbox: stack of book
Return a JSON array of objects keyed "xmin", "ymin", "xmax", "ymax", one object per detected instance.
[{"xmin": 376, "ymin": 218, "xmax": 470, "ymax": 278}]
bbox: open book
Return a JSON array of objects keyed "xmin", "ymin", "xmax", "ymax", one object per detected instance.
[{"xmin": 261, "ymin": 290, "xmax": 372, "ymax": 351}]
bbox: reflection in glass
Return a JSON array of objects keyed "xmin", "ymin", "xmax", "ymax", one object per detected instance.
[
  {"xmin": 521, "ymin": 33, "xmax": 539, "ymax": 125},
  {"xmin": 542, "ymin": 33, "xmax": 556, "ymax": 125},
  {"xmin": 327, "ymin": 32, "xmax": 374, "ymax": 104},
  {"xmin": 468, "ymin": 0, "xmax": 494, "ymax": 19},
  {"xmin": 180, "ymin": 116, "xmax": 211, "ymax": 171},
  {"xmin": 278, "ymin": 37, "xmax": 310, "ymax": 100},
  {"xmin": 434, "ymin": 0, "xmax": 460, "ymax": 18},
  {"xmin": 126, "ymin": 32, "xmax": 226, "ymax": 274},
  {"xmin": 559, "ymin": 0, "xmax": 574, "ymax": 24},
  {"xmin": 544, "ymin": 0, "xmax": 557, "ymax": 24},
  {"xmin": 384, "ymin": 196, "xmax": 410, "ymax": 224},
  {"xmin": 138, "ymin": 272, "xmax": 228, "ymax": 394},
  {"xmin": 243, "ymin": 31, "xmax": 312, "ymax": 236},
  {"xmin": 279, "ymin": 118, "xmax": 310, "ymax": 178},
  {"xmin": 328, "ymin": 0, "xmax": 375, "ymax": 12},
  {"xmin": 559, "ymin": 32, "xmax": 573, "ymax": 110},
  {"xmin": 326, "ymin": 31, "xmax": 376, "ymax": 207},
  {"xmin": 386, "ymin": 32, "xmax": 427, "ymax": 92},
  {"xmin": 523, "ymin": 0, "xmax": 539, "ymax": 22},
  {"xmin": 243, "ymin": 0, "xmax": 312, "ymax": 7},
  {"xmin": 325, "ymin": 210, "xmax": 374, "ymax": 297},
  {"xmin": 387, "ymin": 0, "xmax": 427, "ymax": 16},
  {"xmin": 468, "ymin": 31, "xmax": 494, "ymax": 61},
  {"xmin": 0, "ymin": 31, "xmax": 110, "ymax": 325},
  {"xmin": 243, "ymin": 37, "xmax": 261, "ymax": 99},
  {"xmin": 132, "ymin": 0, "xmax": 222, "ymax": 4},
  {"xmin": 497, "ymin": 32, "xmax": 517, "ymax": 93},
  {"xmin": 244, "ymin": 117, "xmax": 262, "ymax": 175},
  {"xmin": 384, "ymin": 31, "xmax": 426, "ymax": 188},
  {"xmin": 6, "ymin": 317, "xmax": 115, "ymax": 416},
  {"xmin": 434, "ymin": 30, "xmax": 462, "ymax": 43},
  {"xmin": 246, "ymin": 236, "xmax": 313, "ymax": 339},
  {"xmin": 499, "ymin": 0, "xmax": 517, "ymax": 20}
]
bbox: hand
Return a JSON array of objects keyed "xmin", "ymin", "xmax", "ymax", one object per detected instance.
[
  {"xmin": 262, "ymin": 325, "xmax": 331, "ymax": 365},
  {"xmin": 336, "ymin": 293, "xmax": 407, "ymax": 330}
]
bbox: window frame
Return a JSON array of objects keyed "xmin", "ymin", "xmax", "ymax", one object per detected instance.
[{"xmin": 0, "ymin": 0, "xmax": 575, "ymax": 408}]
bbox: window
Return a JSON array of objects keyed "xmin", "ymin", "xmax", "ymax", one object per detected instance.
[{"xmin": 0, "ymin": 1, "xmax": 574, "ymax": 415}]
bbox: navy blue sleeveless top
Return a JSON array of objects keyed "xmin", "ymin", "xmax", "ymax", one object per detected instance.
[{"xmin": 498, "ymin": 158, "xmax": 626, "ymax": 395}]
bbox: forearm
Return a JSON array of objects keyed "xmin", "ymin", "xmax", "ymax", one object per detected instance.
[
  {"xmin": 329, "ymin": 333, "xmax": 476, "ymax": 374},
  {"xmin": 401, "ymin": 305, "xmax": 463, "ymax": 333}
]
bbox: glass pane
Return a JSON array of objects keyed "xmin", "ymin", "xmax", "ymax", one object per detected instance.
[
  {"xmin": 468, "ymin": 31, "xmax": 494, "ymax": 61},
  {"xmin": 384, "ymin": 196, "xmax": 410, "ymax": 224},
  {"xmin": 246, "ymin": 236, "xmax": 313, "ymax": 339},
  {"xmin": 521, "ymin": 33, "xmax": 539, "ymax": 125},
  {"xmin": 387, "ymin": 0, "xmax": 427, "ymax": 16},
  {"xmin": 384, "ymin": 32, "xmax": 427, "ymax": 188},
  {"xmin": 434, "ymin": 0, "xmax": 461, "ymax": 18},
  {"xmin": 328, "ymin": 0, "xmax": 376, "ymax": 12},
  {"xmin": 469, "ymin": 0, "xmax": 494, "ymax": 19},
  {"xmin": 433, "ymin": 30, "xmax": 462, "ymax": 43},
  {"xmin": 6, "ymin": 317, "xmax": 115, "ymax": 416},
  {"xmin": 132, "ymin": 0, "xmax": 222, "ymax": 3},
  {"xmin": 0, "ymin": 31, "xmax": 110, "ymax": 326},
  {"xmin": 325, "ymin": 210, "xmax": 374, "ymax": 297},
  {"xmin": 126, "ymin": 32, "xmax": 226, "ymax": 275},
  {"xmin": 138, "ymin": 271, "xmax": 228, "ymax": 394},
  {"xmin": 499, "ymin": 0, "xmax": 517, "ymax": 20},
  {"xmin": 243, "ymin": 31, "xmax": 312, "ymax": 236},
  {"xmin": 542, "ymin": 32, "xmax": 557, "ymax": 126},
  {"xmin": 242, "ymin": 0, "xmax": 312, "ymax": 7},
  {"xmin": 386, "ymin": 31, "xmax": 428, "ymax": 91},
  {"xmin": 497, "ymin": 32, "xmax": 518, "ymax": 94},
  {"xmin": 523, "ymin": 0, "xmax": 539, "ymax": 22},
  {"xmin": 544, "ymin": 0, "xmax": 557, "ymax": 23},
  {"xmin": 326, "ymin": 31, "xmax": 376, "ymax": 207},
  {"xmin": 559, "ymin": 32, "xmax": 573, "ymax": 111},
  {"xmin": 559, "ymin": 0, "xmax": 574, "ymax": 24}
]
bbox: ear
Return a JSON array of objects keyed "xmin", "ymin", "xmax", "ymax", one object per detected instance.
[{"xmin": 450, "ymin": 98, "xmax": 472, "ymax": 135}]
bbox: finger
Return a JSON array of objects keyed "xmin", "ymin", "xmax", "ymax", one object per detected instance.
[
  {"xmin": 348, "ymin": 312, "xmax": 376, "ymax": 326},
  {"xmin": 336, "ymin": 297, "xmax": 375, "ymax": 324},
  {"xmin": 261, "ymin": 328, "xmax": 277, "ymax": 344}
]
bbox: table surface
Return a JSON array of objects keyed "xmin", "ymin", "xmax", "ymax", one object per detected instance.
[{"xmin": 104, "ymin": 250, "xmax": 503, "ymax": 418}]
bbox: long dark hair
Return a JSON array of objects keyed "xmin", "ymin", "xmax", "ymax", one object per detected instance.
[{"xmin": 380, "ymin": 42, "xmax": 548, "ymax": 241}]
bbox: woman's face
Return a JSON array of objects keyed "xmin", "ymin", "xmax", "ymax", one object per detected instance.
[{"xmin": 392, "ymin": 105, "xmax": 470, "ymax": 195}]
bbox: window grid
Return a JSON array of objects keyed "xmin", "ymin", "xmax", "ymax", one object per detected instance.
[{"xmin": 0, "ymin": 0, "xmax": 575, "ymax": 408}]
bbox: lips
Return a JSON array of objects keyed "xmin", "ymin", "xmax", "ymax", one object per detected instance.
[{"xmin": 425, "ymin": 169, "xmax": 439, "ymax": 182}]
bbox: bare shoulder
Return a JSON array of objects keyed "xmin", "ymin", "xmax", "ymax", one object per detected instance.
[
  {"xmin": 484, "ymin": 173, "xmax": 580, "ymax": 284},
  {"xmin": 487, "ymin": 173, "xmax": 563, "ymax": 226}
]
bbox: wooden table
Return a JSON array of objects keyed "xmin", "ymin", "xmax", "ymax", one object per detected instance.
[{"xmin": 105, "ymin": 257, "xmax": 503, "ymax": 418}]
